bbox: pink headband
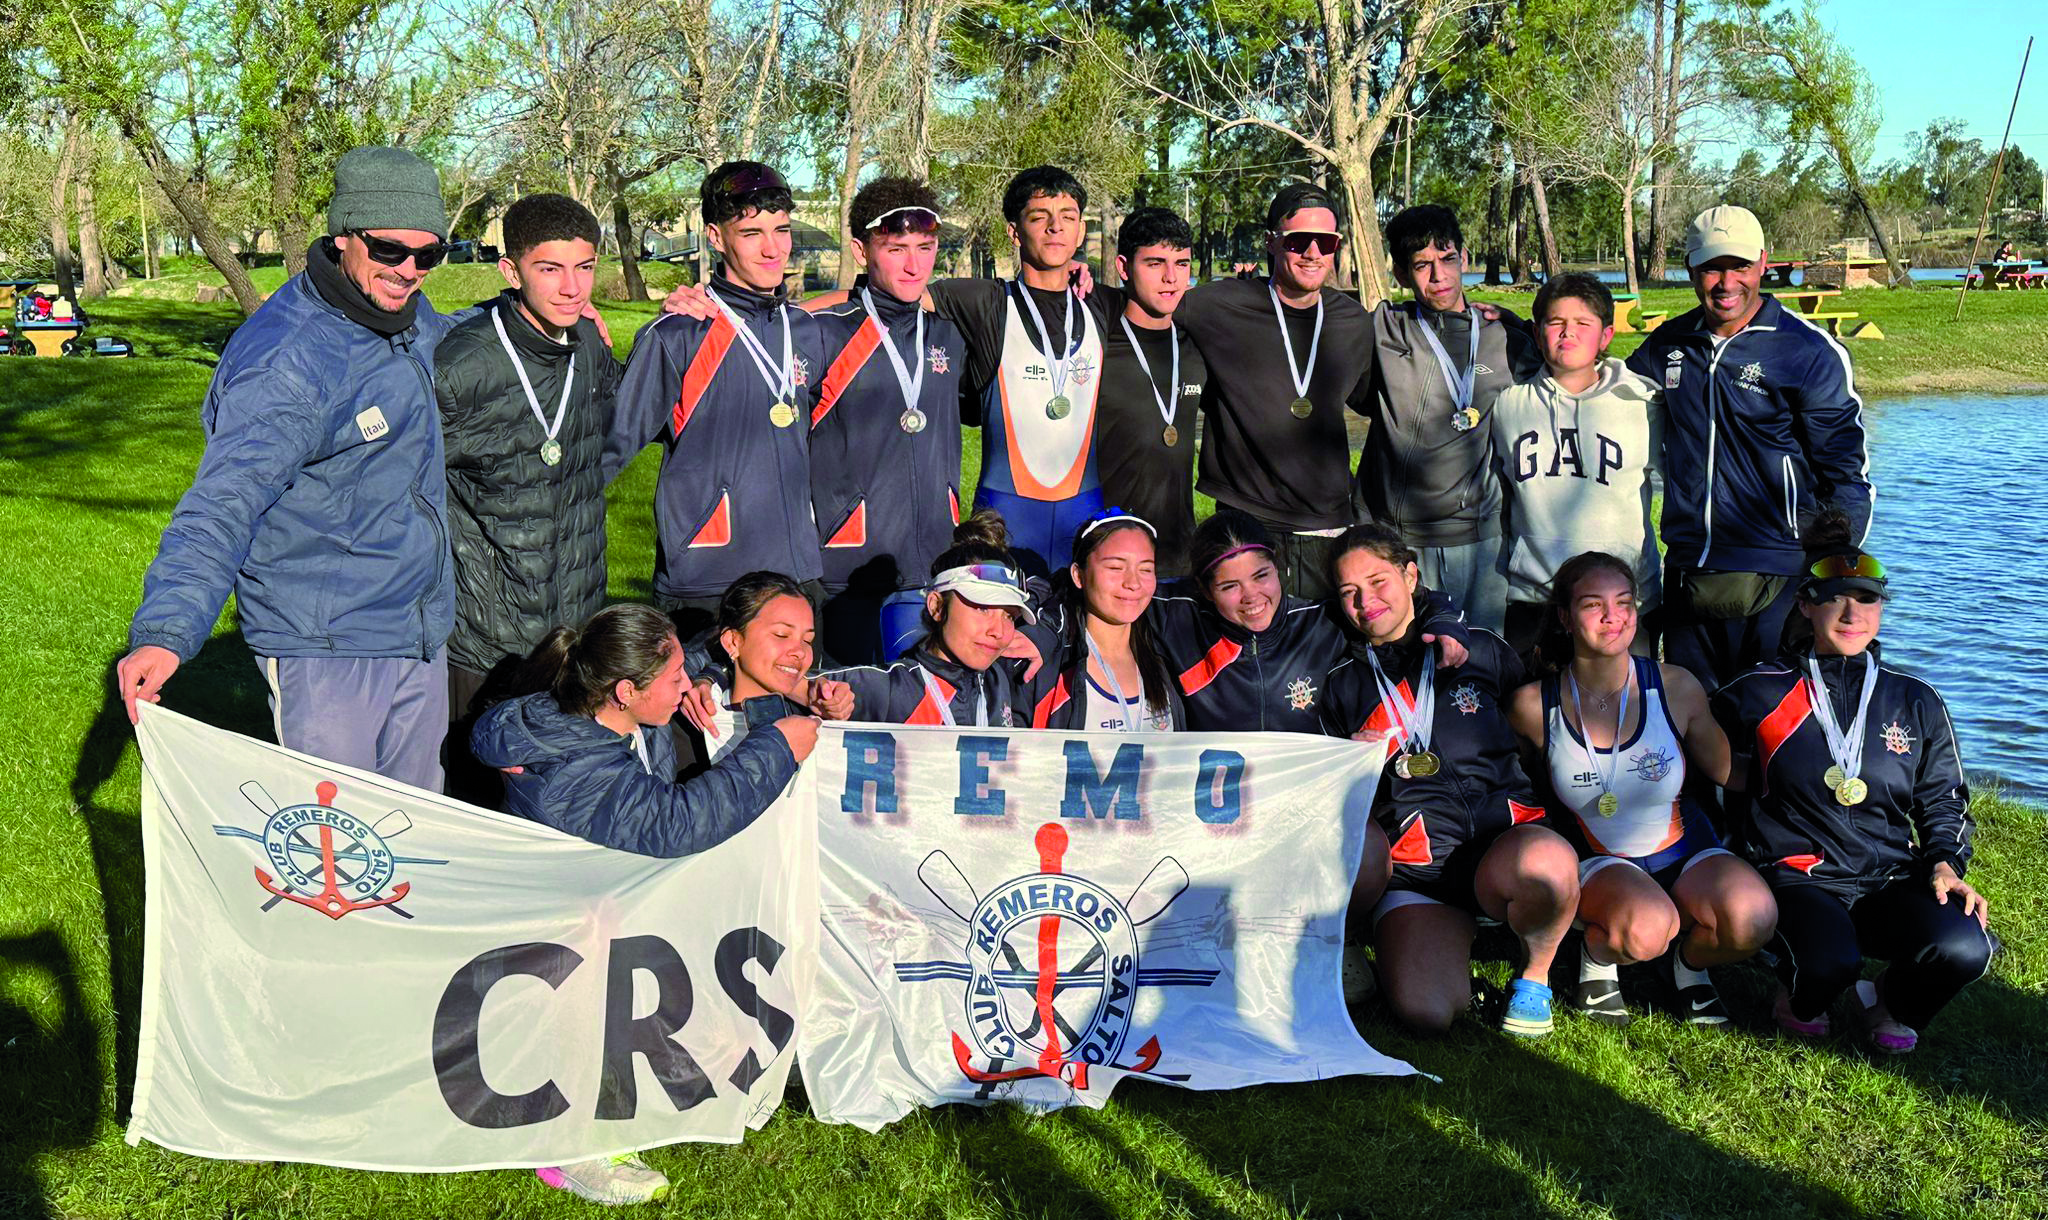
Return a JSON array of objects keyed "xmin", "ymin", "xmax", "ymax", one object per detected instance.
[{"xmin": 1201, "ymin": 542, "xmax": 1275, "ymax": 576}]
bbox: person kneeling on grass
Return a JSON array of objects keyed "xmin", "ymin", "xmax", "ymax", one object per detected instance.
[
  {"xmin": 1317, "ymin": 524, "xmax": 1579, "ymax": 1037},
  {"xmin": 471, "ymin": 601, "xmax": 820, "ymax": 1206},
  {"xmin": 1507, "ymin": 551, "xmax": 1777, "ymax": 1028},
  {"xmin": 1711, "ymin": 513, "xmax": 1990, "ymax": 1054},
  {"xmin": 680, "ymin": 570, "xmax": 852, "ymax": 761}
]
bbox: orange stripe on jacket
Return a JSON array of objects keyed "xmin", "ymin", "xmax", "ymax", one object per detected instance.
[
  {"xmin": 907, "ymin": 673, "xmax": 957, "ymax": 725},
  {"xmin": 1031, "ymin": 673, "xmax": 1073, "ymax": 729},
  {"xmin": 671, "ymin": 317, "xmax": 735, "ymax": 436},
  {"xmin": 1177, "ymin": 637, "xmax": 1243, "ymax": 697},
  {"xmin": 689, "ymin": 493, "xmax": 731, "ymax": 547},
  {"xmin": 814, "ymin": 318, "xmax": 882, "ymax": 427},
  {"xmin": 1755, "ymin": 680, "xmax": 1814, "ymax": 781},
  {"xmin": 1390, "ymin": 815, "xmax": 1433, "ymax": 865},
  {"xmin": 824, "ymin": 501, "xmax": 867, "ymax": 548}
]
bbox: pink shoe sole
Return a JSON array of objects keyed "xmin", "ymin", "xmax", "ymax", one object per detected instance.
[
  {"xmin": 1773, "ymin": 994, "xmax": 1831, "ymax": 1037},
  {"xmin": 536, "ymin": 1168, "xmax": 569, "ymax": 1190},
  {"xmin": 1867, "ymin": 1025, "xmax": 1919, "ymax": 1054}
]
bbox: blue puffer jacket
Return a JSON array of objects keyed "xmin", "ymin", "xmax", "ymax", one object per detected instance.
[
  {"xmin": 128, "ymin": 273, "xmax": 459, "ymax": 661},
  {"xmin": 1625, "ymin": 294, "xmax": 1873, "ymax": 576},
  {"xmin": 471, "ymin": 693, "xmax": 798, "ymax": 858}
]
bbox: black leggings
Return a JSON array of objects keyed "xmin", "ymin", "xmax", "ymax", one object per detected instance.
[{"xmin": 1769, "ymin": 876, "xmax": 1993, "ymax": 1030}]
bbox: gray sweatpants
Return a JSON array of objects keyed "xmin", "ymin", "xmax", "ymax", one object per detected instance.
[
  {"xmin": 258, "ymin": 649, "xmax": 450, "ymax": 793},
  {"xmin": 1415, "ymin": 536, "xmax": 1508, "ymax": 634}
]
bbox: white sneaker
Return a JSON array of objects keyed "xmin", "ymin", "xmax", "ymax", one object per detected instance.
[
  {"xmin": 537, "ymin": 1154, "xmax": 672, "ymax": 1206},
  {"xmin": 1342, "ymin": 945, "xmax": 1377, "ymax": 1005}
]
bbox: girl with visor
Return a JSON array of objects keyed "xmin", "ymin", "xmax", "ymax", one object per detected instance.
[
  {"xmin": 1713, "ymin": 513, "xmax": 1990, "ymax": 1053},
  {"xmin": 821, "ymin": 513, "xmax": 1037, "ymax": 726}
]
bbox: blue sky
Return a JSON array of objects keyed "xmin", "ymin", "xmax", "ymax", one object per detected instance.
[{"xmin": 1826, "ymin": 0, "xmax": 2043, "ymax": 166}]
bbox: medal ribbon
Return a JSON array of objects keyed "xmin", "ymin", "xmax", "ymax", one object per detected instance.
[
  {"xmin": 708, "ymin": 287, "xmax": 796, "ymax": 403},
  {"xmin": 1412, "ymin": 305, "xmax": 1480, "ymax": 413},
  {"xmin": 860, "ymin": 287, "xmax": 926, "ymax": 413},
  {"xmin": 1016, "ymin": 281, "xmax": 1080, "ymax": 400},
  {"xmin": 1366, "ymin": 647, "xmax": 1435, "ymax": 759},
  {"xmin": 919, "ymin": 667, "xmax": 991, "ymax": 728},
  {"xmin": 1118, "ymin": 315, "xmax": 1181, "ymax": 433},
  {"xmin": 1805, "ymin": 652, "xmax": 1878, "ymax": 783},
  {"xmin": 1083, "ymin": 628, "xmax": 1138, "ymax": 733},
  {"xmin": 491, "ymin": 308, "xmax": 574, "ymax": 447},
  {"xmin": 1268, "ymin": 283, "xmax": 1323, "ymax": 403},
  {"xmin": 1568, "ymin": 665, "xmax": 1630, "ymax": 807}
]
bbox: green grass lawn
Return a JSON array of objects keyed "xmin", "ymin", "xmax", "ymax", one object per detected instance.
[{"xmin": 1, "ymin": 296, "xmax": 2044, "ymax": 1218}]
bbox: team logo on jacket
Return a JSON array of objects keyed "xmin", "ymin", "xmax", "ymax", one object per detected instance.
[
  {"xmin": 1451, "ymin": 682, "xmax": 1483, "ymax": 714},
  {"xmin": 212, "ymin": 780, "xmax": 446, "ymax": 920},
  {"xmin": 928, "ymin": 345, "xmax": 950, "ymax": 374},
  {"xmin": 1664, "ymin": 349, "xmax": 1683, "ymax": 388},
  {"xmin": 895, "ymin": 823, "xmax": 1218, "ymax": 1089},
  {"xmin": 1738, "ymin": 361, "xmax": 1766, "ymax": 386},
  {"xmin": 1068, "ymin": 354, "xmax": 1096, "ymax": 386},
  {"xmin": 1287, "ymin": 677, "xmax": 1319, "ymax": 711},
  {"xmin": 790, "ymin": 355, "xmax": 812, "ymax": 387},
  {"xmin": 1629, "ymin": 748, "xmax": 1675, "ymax": 783},
  {"xmin": 1881, "ymin": 720, "xmax": 1916, "ymax": 755}
]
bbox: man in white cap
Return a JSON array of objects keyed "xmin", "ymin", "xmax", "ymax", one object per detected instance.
[
  {"xmin": 117, "ymin": 146, "xmax": 466, "ymax": 791},
  {"xmin": 1626, "ymin": 204, "xmax": 1873, "ymax": 690}
]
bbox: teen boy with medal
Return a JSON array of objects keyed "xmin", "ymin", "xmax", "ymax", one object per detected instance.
[
  {"xmin": 805, "ymin": 177, "xmax": 967, "ymax": 663},
  {"xmin": 1359, "ymin": 205, "xmax": 1543, "ymax": 634},
  {"xmin": 432, "ymin": 193, "xmax": 624, "ymax": 802},
  {"xmin": 605, "ymin": 161, "xmax": 828, "ymax": 640},
  {"xmin": 1096, "ymin": 207, "xmax": 1207, "ymax": 576},
  {"xmin": 1172, "ymin": 182, "xmax": 1376, "ymax": 600}
]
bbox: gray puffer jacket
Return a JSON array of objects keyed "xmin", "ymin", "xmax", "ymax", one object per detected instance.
[{"xmin": 433, "ymin": 292, "xmax": 623, "ymax": 675}]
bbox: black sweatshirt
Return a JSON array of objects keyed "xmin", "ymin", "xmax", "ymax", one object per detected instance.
[
  {"xmin": 1097, "ymin": 316, "xmax": 1207, "ymax": 574},
  {"xmin": 1173, "ymin": 277, "xmax": 1375, "ymax": 531}
]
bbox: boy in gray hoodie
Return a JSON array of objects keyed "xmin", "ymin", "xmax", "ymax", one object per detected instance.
[{"xmin": 1492, "ymin": 273, "xmax": 1664, "ymax": 660}]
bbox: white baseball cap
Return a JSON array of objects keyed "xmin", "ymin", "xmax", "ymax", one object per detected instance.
[{"xmin": 1685, "ymin": 205, "xmax": 1766, "ymax": 268}]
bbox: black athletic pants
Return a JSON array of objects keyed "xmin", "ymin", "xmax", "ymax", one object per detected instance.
[{"xmin": 1769, "ymin": 875, "xmax": 1993, "ymax": 1031}]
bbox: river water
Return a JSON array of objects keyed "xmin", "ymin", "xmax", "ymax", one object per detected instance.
[{"xmin": 1861, "ymin": 393, "xmax": 2047, "ymax": 801}]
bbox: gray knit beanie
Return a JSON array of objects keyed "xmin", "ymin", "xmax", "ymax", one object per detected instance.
[{"xmin": 327, "ymin": 146, "xmax": 449, "ymax": 240}]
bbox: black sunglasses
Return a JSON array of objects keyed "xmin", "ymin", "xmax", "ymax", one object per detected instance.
[
  {"xmin": 709, "ymin": 163, "xmax": 791, "ymax": 201},
  {"xmin": 350, "ymin": 231, "xmax": 447, "ymax": 270},
  {"xmin": 1276, "ymin": 231, "xmax": 1342, "ymax": 256}
]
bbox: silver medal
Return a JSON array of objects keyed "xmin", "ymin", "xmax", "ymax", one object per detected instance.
[{"xmin": 540, "ymin": 437, "xmax": 563, "ymax": 466}]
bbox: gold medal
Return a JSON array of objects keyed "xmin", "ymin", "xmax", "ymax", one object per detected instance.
[
  {"xmin": 1835, "ymin": 777, "xmax": 1868, "ymax": 806},
  {"xmin": 1404, "ymin": 750, "xmax": 1441, "ymax": 778},
  {"xmin": 769, "ymin": 401, "xmax": 797, "ymax": 429},
  {"xmin": 1597, "ymin": 792, "xmax": 1619, "ymax": 817},
  {"xmin": 1450, "ymin": 406, "xmax": 1481, "ymax": 432},
  {"xmin": 1045, "ymin": 394, "xmax": 1072, "ymax": 420},
  {"xmin": 1162, "ymin": 424, "xmax": 1179, "ymax": 447},
  {"xmin": 1289, "ymin": 396, "xmax": 1314, "ymax": 419},
  {"xmin": 1823, "ymin": 765, "xmax": 1846, "ymax": 790}
]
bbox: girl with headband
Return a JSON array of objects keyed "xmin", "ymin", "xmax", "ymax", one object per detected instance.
[{"xmin": 1028, "ymin": 509, "xmax": 1184, "ymax": 731}]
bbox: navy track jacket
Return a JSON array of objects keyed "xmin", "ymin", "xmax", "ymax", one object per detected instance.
[{"xmin": 1625, "ymin": 295, "xmax": 1873, "ymax": 576}]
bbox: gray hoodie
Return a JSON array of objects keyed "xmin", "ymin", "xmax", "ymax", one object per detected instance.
[{"xmin": 1491, "ymin": 357, "xmax": 1664, "ymax": 607}]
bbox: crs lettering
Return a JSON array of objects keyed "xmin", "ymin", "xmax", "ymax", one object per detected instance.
[{"xmin": 431, "ymin": 928, "xmax": 794, "ymax": 1128}]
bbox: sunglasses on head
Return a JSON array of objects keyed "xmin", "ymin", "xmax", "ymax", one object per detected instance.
[
  {"xmin": 1276, "ymin": 231, "xmax": 1342, "ymax": 256},
  {"xmin": 866, "ymin": 205, "xmax": 942, "ymax": 236},
  {"xmin": 350, "ymin": 231, "xmax": 447, "ymax": 271},
  {"xmin": 709, "ymin": 163, "xmax": 791, "ymax": 201},
  {"xmin": 1807, "ymin": 553, "xmax": 1886, "ymax": 582}
]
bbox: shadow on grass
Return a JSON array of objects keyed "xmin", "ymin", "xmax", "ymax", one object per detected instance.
[
  {"xmin": 70, "ymin": 632, "xmax": 269, "ymax": 1126},
  {"xmin": 0, "ymin": 930, "xmax": 100, "ymax": 1220},
  {"xmin": 0, "ymin": 364, "xmax": 216, "ymax": 470}
]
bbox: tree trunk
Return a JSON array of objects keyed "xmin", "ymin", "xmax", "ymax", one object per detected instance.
[
  {"xmin": 738, "ymin": 0, "xmax": 783, "ymax": 158},
  {"xmin": 1620, "ymin": 182, "xmax": 1642, "ymax": 294},
  {"xmin": 1831, "ymin": 132, "xmax": 1913, "ymax": 288},
  {"xmin": 120, "ymin": 116, "xmax": 263, "ymax": 313},
  {"xmin": 1100, "ymin": 200, "xmax": 1122, "ymax": 286},
  {"xmin": 49, "ymin": 117, "xmax": 81, "ymax": 300},
  {"xmin": 835, "ymin": 58, "xmax": 872, "ymax": 290},
  {"xmin": 902, "ymin": 0, "xmax": 944, "ymax": 178},
  {"xmin": 1484, "ymin": 166, "xmax": 1505, "ymax": 286},
  {"xmin": 1335, "ymin": 168, "xmax": 1389, "ymax": 307},
  {"xmin": 78, "ymin": 137, "xmax": 111, "ymax": 297},
  {"xmin": 1507, "ymin": 168, "xmax": 1529, "ymax": 284},
  {"xmin": 606, "ymin": 159, "xmax": 648, "ymax": 301},
  {"xmin": 1529, "ymin": 167, "xmax": 1563, "ymax": 278}
]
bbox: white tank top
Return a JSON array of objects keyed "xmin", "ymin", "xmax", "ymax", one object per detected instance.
[
  {"xmin": 1545, "ymin": 656, "xmax": 1688, "ymax": 859},
  {"xmin": 990, "ymin": 286, "xmax": 1102, "ymax": 498}
]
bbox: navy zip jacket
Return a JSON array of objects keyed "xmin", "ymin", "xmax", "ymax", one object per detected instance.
[
  {"xmin": 471, "ymin": 692, "xmax": 797, "ymax": 858},
  {"xmin": 1318, "ymin": 624, "xmax": 1544, "ymax": 884},
  {"xmin": 604, "ymin": 273, "xmax": 826, "ymax": 599},
  {"xmin": 1625, "ymin": 295, "xmax": 1873, "ymax": 576},
  {"xmin": 1150, "ymin": 584, "xmax": 1470, "ymax": 735},
  {"xmin": 1711, "ymin": 643, "xmax": 1971, "ymax": 893},
  {"xmin": 1024, "ymin": 620, "xmax": 1189, "ymax": 731},
  {"xmin": 129, "ymin": 272, "xmax": 459, "ymax": 661},
  {"xmin": 823, "ymin": 641, "xmax": 1027, "ymax": 726},
  {"xmin": 807, "ymin": 290, "xmax": 966, "ymax": 591}
]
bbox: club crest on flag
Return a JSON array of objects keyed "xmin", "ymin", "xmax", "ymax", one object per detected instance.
[
  {"xmin": 212, "ymin": 779, "xmax": 447, "ymax": 921},
  {"xmin": 894, "ymin": 823, "xmax": 1218, "ymax": 1090}
]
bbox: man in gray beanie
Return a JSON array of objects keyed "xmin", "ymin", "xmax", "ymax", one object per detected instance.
[{"xmin": 117, "ymin": 145, "xmax": 469, "ymax": 792}]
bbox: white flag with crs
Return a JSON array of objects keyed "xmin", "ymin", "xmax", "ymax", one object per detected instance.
[
  {"xmin": 127, "ymin": 704, "xmax": 813, "ymax": 1171},
  {"xmin": 798, "ymin": 723, "xmax": 1416, "ymax": 1131}
]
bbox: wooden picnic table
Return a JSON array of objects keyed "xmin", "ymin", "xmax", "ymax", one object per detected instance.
[{"xmin": 1968, "ymin": 260, "xmax": 2041, "ymax": 289}]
